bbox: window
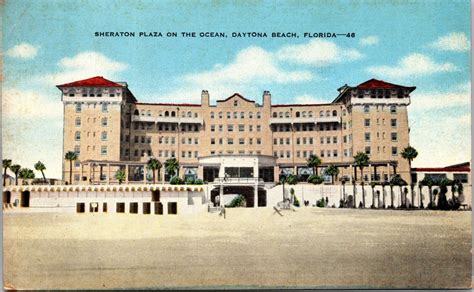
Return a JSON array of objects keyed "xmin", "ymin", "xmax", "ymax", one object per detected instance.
[
  {"xmin": 256, "ymin": 112, "xmax": 261, "ymax": 119},
  {"xmin": 210, "ymin": 112, "xmax": 215, "ymax": 118},
  {"xmin": 365, "ymin": 146, "xmax": 371, "ymax": 155},
  {"xmin": 365, "ymin": 132, "xmax": 370, "ymax": 142},
  {"xmin": 211, "ymin": 125, "xmax": 215, "ymax": 132},
  {"xmin": 234, "ymin": 100, "xmax": 238, "ymax": 107},
  {"xmin": 218, "ymin": 112, "xmax": 223, "ymax": 118},
  {"xmin": 332, "ymin": 110, "xmax": 337, "ymax": 116},
  {"xmin": 364, "ymin": 105, "xmax": 370, "ymax": 113},
  {"xmin": 391, "ymin": 132, "xmax": 397, "ymax": 141},
  {"xmin": 296, "ymin": 112, "xmax": 300, "ymax": 118},
  {"xmin": 273, "ymin": 112, "xmax": 277, "ymax": 118},
  {"xmin": 240, "ymin": 112, "xmax": 245, "ymax": 119},
  {"xmin": 319, "ymin": 111, "xmax": 324, "ymax": 117},
  {"xmin": 249, "ymin": 125, "xmax": 253, "ymax": 132},
  {"xmin": 239, "ymin": 124, "xmax": 245, "ymax": 132},
  {"xmin": 320, "ymin": 137, "xmax": 324, "ymax": 144},
  {"xmin": 391, "ymin": 119, "xmax": 397, "ymax": 127},
  {"xmin": 101, "ymin": 131, "xmax": 107, "ymax": 141},
  {"xmin": 286, "ymin": 138, "xmax": 291, "ymax": 145},
  {"xmin": 75, "ymin": 103, "xmax": 82, "ymax": 113},
  {"xmin": 256, "ymin": 138, "xmax": 262, "ymax": 144},
  {"xmin": 320, "ymin": 150, "xmax": 325, "ymax": 157},
  {"xmin": 228, "ymin": 138, "xmax": 234, "ymax": 145},
  {"xmin": 333, "ymin": 136, "xmax": 337, "ymax": 143},
  {"xmin": 285, "ymin": 112, "xmax": 290, "ymax": 118},
  {"xmin": 453, "ymin": 173, "xmax": 468, "ymax": 183},
  {"xmin": 326, "ymin": 137, "xmax": 331, "ymax": 144},
  {"xmin": 256, "ymin": 125, "xmax": 261, "ymax": 131},
  {"xmin": 273, "ymin": 138, "xmax": 277, "ymax": 145},
  {"xmin": 227, "ymin": 112, "xmax": 231, "ymax": 119},
  {"xmin": 75, "ymin": 131, "xmax": 81, "ymax": 141},
  {"xmin": 233, "ymin": 112, "xmax": 238, "ymax": 119},
  {"xmin": 333, "ymin": 150, "xmax": 338, "ymax": 157},
  {"xmin": 102, "ymin": 103, "xmax": 108, "ymax": 113},
  {"xmin": 302, "ymin": 111, "xmax": 306, "ymax": 118},
  {"xmin": 308, "ymin": 111, "xmax": 313, "ymax": 118},
  {"xmin": 227, "ymin": 125, "xmax": 233, "ymax": 132},
  {"xmin": 391, "ymin": 147, "xmax": 398, "ymax": 156},
  {"xmin": 364, "ymin": 119, "xmax": 370, "ymax": 127},
  {"xmin": 390, "ymin": 105, "xmax": 397, "ymax": 114},
  {"xmin": 74, "ymin": 146, "xmax": 80, "ymax": 155},
  {"xmin": 75, "ymin": 118, "xmax": 81, "ymax": 127},
  {"xmin": 249, "ymin": 112, "xmax": 253, "ymax": 118},
  {"xmin": 219, "ymin": 125, "xmax": 223, "ymax": 132},
  {"xmin": 101, "ymin": 118, "xmax": 108, "ymax": 127},
  {"xmin": 249, "ymin": 138, "xmax": 253, "ymax": 145},
  {"xmin": 296, "ymin": 138, "xmax": 300, "ymax": 145},
  {"xmin": 239, "ymin": 138, "xmax": 245, "ymax": 145},
  {"xmin": 219, "ymin": 138, "xmax": 223, "ymax": 145}
]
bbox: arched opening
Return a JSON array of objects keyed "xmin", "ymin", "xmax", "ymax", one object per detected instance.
[
  {"xmin": 152, "ymin": 190, "xmax": 160, "ymax": 202},
  {"xmin": 3, "ymin": 191, "xmax": 11, "ymax": 204},
  {"xmin": 21, "ymin": 191, "xmax": 30, "ymax": 207},
  {"xmin": 165, "ymin": 111, "xmax": 169, "ymax": 117},
  {"xmin": 134, "ymin": 109, "xmax": 139, "ymax": 115},
  {"xmin": 332, "ymin": 110, "xmax": 337, "ymax": 116},
  {"xmin": 295, "ymin": 112, "xmax": 300, "ymax": 117},
  {"xmin": 272, "ymin": 112, "xmax": 277, "ymax": 118},
  {"xmin": 171, "ymin": 111, "xmax": 176, "ymax": 117}
]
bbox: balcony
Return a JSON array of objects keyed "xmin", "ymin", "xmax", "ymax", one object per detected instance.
[
  {"xmin": 131, "ymin": 115, "xmax": 155, "ymax": 122},
  {"xmin": 270, "ymin": 116, "xmax": 340, "ymax": 125},
  {"xmin": 213, "ymin": 177, "xmax": 263, "ymax": 184},
  {"xmin": 315, "ymin": 116, "xmax": 341, "ymax": 124},
  {"xmin": 155, "ymin": 117, "xmax": 179, "ymax": 124},
  {"xmin": 269, "ymin": 118, "xmax": 293, "ymax": 124},
  {"xmin": 179, "ymin": 117, "xmax": 204, "ymax": 125}
]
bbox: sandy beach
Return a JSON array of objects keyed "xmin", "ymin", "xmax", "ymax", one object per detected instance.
[{"xmin": 3, "ymin": 208, "xmax": 472, "ymax": 289}]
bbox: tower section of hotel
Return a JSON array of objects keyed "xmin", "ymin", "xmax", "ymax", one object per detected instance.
[
  {"xmin": 332, "ymin": 79, "xmax": 415, "ymax": 183},
  {"xmin": 57, "ymin": 77, "xmax": 137, "ymax": 183}
]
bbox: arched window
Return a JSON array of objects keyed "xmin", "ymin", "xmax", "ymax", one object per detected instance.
[
  {"xmin": 296, "ymin": 112, "xmax": 300, "ymax": 118},
  {"xmin": 159, "ymin": 111, "xmax": 163, "ymax": 117},
  {"xmin": 285, "ymin": 112, "xmax": 290, "ymax": 118},
  {"xmin": 181, "ymin": 111, "xmax": 186, "ymax": 118},
  {"xmin": 256, "ymin": 112, "xmax": 261, "ymax": 119},
  {"xmin": 302, "ymin": 111, "xmax": 306, "ymax": 118},
  {"xmin": 248, "ymin": 112, "xmax": 253, "ymax": 118},
  {"xmin": 326, "ymin": 110, "xmax": 330, "ymax": 117},
  {"xmin": 171, "ymin": 111, "xmax": 176, "ymax": 117},
  {"xmin": 75, "ymin": 118, "xmax": 81, "ymax": 127},
  {"xmin": 279, "ymin": 112, "xmax": 283, "ymax": 118},
  {"xmin": 218, "ymin": 112, "xmax": 223, "ymax": 118},
  {"xmin": 187, "ymin": 111, "xmax": 192, "ymax": 118},
  {"xmin": 101, "ymin": 131, "xmax": 107, "ymax": 141},
  {"xmin": 234, "ymin": 100, "xmax": 238, "ymax": 107},
  {"xmin": 308, "ymin": 111, "xmax": 313, "ymax": 118},
  {"xmin": 390, "ymin": 105, "xmax": 397, "ymax": 113},
  {"xmin": 147, "ymin": 110, "xmax": 151, "ymax": 117},
  {"xmin": 332, "ymin": 110, "xmax": 337, "ymax": 117},
  {"xmin": 164, "ymin": 111, "xmax": 169, "ymax": 117},
  {"xmin": 240, "ymin": 112, "xmax": 245, "ymax": 119},
  {"xmin": 194, "ymin": 112, "xmax": 198, "ymax": 118},
  {"xmin": 75, "ymin": 103, "xmax": 82, "ymax": 113},
  {"xmin": 134, "ymin": 109, "xmax": 139, "ymax": 115},
  {"xmin": 273, "ymin": 112, "xmax": 277, "ymax": 118},
  {"xmin": 75, "ymin": 131, "xmax": 81, "ymax": 141},
  {"xmin": 101, "ymin": 117, "xmax": 108, "ymax": 127},
  {"xmin": 364, "ymin": 105, "xmax": 370, "ymax": 113},
  {"xmin": 210, "ymin": 112, "xmax": 215, "ymax": 118},
  {"xmin": 342, "ymin": 109, "xmax": 346, "ymax": 116},
  {"xmin": 319, "ymin": 111, "xmax": 324, "ymax": 117}
]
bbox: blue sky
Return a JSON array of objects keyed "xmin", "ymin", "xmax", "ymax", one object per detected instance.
[{"xmin": 2, "ymin": 0, "xmax": 471, "ymax": 178}]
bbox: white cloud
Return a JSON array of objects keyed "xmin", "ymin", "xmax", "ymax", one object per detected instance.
[
  {"xmin": 429, "ymin": 32, "xmax": 470, "ymax": 52},
  {"xmin": 367, "ymin": 53, "xmax": 458, "ymax": 79},
  {"xmin": 359, "ymin": 36, "xmax": 379, "ymax": 46},
  {"xmin": 38, "ymin": 51, "xmax": 127, "ymax": 85},
  {"xmin": 276, "ymin": 39, "xmax": 362, "ymax": 66},
  {"xmin": 6, "ymin": 43, "xmax": 39, "ymax": 59},
  {"xmin": 2, "ymin": 88, "xmax": 62, "ymax": 119},
  {"xmin": 185, "ymin": 46, "xmax": 313, "ymax": 85},
  {"xmin": 410, "ymin": 82, "xmax": 470, "ymax": 111},
  {"xmin": 294, "ymin": 94, "xmax": 330, "ymax": 104}
]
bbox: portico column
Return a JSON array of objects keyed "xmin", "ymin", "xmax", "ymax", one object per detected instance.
[
  {"xmin": 387, "ymin": 163, "xmax": 391, "ymax": 181},
  {"xmin": 107, "ymin": 163, "xmax": 111, "ymax": 184},
  {"xmin": 143, "ymin": 164, "xmax": 147, "ymax": 184},
  {"xmin": 80, "ymin": 164, "xmax": 84, "ymax": 183},
  {"xmin": 219, "ymin": 183, "xmax": 224, "ymax": 207},
  {"xmin": 254, "ymin": 184, "xmax": 258, "ymax": 208},
  {"xmin": 368, "ymin": 164, "xmax": 372, "ymax": 183},
  {"xmin": 125, "ymin": 164, "xmax": 129, "ymax": 184}
]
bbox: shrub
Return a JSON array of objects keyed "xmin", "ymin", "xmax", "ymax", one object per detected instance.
[
  {"xmin": 194, "ymin": 179, "xmax": 204, "ymax": 185},
  {"xmin": 316, "ymin": 198, "xmax": 325, "ymax": 208},
  {"xmin": 226, "ymin": 195, "xmax": 246, "ymax": 208},
  {"xmin": 185, "ymin": 178, "xmax": 195, "ymax": 185},
  {"xmin": 308, "ymin": 175, "xmax": 324, "ymax": 185},
  {"xmin": 293, "ymin": 195, "xmax": 300, "ymax": 207},
  {"xmin": 170, "ymin": 176, "xmax": 184, "ymax": 185}
]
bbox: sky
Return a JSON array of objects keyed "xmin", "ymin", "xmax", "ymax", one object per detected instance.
[{"xmin": 2, "ymin": 0, "xmax": 471, "ymax": 179}]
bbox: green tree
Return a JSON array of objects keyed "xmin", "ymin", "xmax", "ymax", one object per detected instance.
[
  {"xmin": 115, "ymin": 168, "xmax": 126, "ymax": 185},
  {"xmin": 18, "ymin": 168, "xmax": 35, "ymax": 184},
  {"xmin": 353, "ymin": 152, "xmax": 369, "ymax": 183},
  {"xmin": 421, "ymin": 176, "xmax": 434, "ymax": 206},
  {"xmin": 324, "ymin": 165, "xmax": 339, "ymax": 184},
  {"xmin": 65, "ymin": 151, "xmax": 78, "ymax": 184},
  {"xmin": 34, "ymin": 161, "xmax": 47, "ymax": 183},
  {"xmin": 307, "ymin": 154, "xmax": 322, "ymax": 176},
  {"xmin": 147, "ymin": 158, "xmax": 162, "ymax": 183},
  {"xmin": 10, "ymin": 164, "xmax": 21, "ymax": 186},
  {"xmin": 3, "ymin": 159, "xmax": 12, "ymax": 186},
  {"xmin": 286, "ymin": 174, "xmax": 299, "ymax": 185},
  {"xmin": 164, "ymin": 158, "xmax": 180, "ymax": 180}
]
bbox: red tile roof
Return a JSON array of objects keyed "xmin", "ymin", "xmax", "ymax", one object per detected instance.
[
  {"xmin": 356, "ymin": 78, "xmax": 415, "ymax": 91},
  {"xmin": 216, "ymin": 93, "xmax": 255, "ymax": 103},
  {"xmin": 135, "ymin": 102, "xmax": 201, "ymax": 107},
  {"xmin": 412, "ymin": 167, "xmax": 470, "ymax": 172},
  {"xmin": 57, "ymin": 76, "xmax": 124, "ymax": 88}
]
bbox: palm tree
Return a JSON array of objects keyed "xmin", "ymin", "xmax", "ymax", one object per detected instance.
[
  {"xmin": 381, "ymin": 182, "xmax": 387, "ymax": 209},
  {"xmin": 65, "ymin": 151, "xmax": 78, "ymax": 185},
  {"xmin": 352, "ymin": 180, "xmax": 357, "ymax": 208},
  {"xmin": 10, "ymin": 164, "xmax": 21, "ymax": 186},
  {"xmin": 164, "ymin": 158, "xmax": 180, "ymax": 180},
  {"xmin": 401, "ymin": 146, "xmax": 418, "ymax": 181},
  {"xmin": 115, "ymin": 168, "xmax": 126, "ymax": 185},
  {"xmin": 18, "ymin": 168, "xmax": 35, "ymax": 184},
  {"xmin": 34, "ymin": 161, "xmax": 47, "ymax": 183},
  {"xmin": 410, "ymin": 183, "xmax": 416, "ymax": 209},
  {"xmin": 353, "ymin": 152, "xmax": 369, "ymax": 183},
  {"xmin": 341, "ymin": 177, "xmax": 348, "ymax": 201},
  {"xmin": 3, "ymin": 159, "xmax": 12, "ymax": 186},
  {"xmin": 361, "ymin": 181, "xmax": 366, "ymax": 208},
  {"xmin": 307, "ymin": 155, "xmax": 322, "ymax": 176},
  {"xmin": 147, "ymin": 158, "xmax": 162, "ymax": 183},
  {"xmin": 324, "ymin": 165, "xmax": 339, "ymax": 184},
  {"xmin": 389, "ymin": 181, "xmax": 395, "ymax": 208},
  {"xmin": 418, "ymin": 181, "xmax": 424, "ymax": 209}
]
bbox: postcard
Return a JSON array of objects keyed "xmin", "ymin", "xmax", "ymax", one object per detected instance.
[{"xmin": 2, "ymin": 0, "xmax": 472, "ymax": 289}]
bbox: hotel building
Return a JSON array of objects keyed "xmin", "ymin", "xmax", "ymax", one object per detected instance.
[{"xmin": 58, "ymin": 76, "xmax": 415, "ymax": 187}]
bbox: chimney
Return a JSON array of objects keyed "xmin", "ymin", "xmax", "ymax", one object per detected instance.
[
  {"xmin": 263, "ymin": 90, "xmax": 271, "ymax": 107},
  {"xmin": 201, "ymin": 90, "xmax": 209, "ymax": 107}
]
